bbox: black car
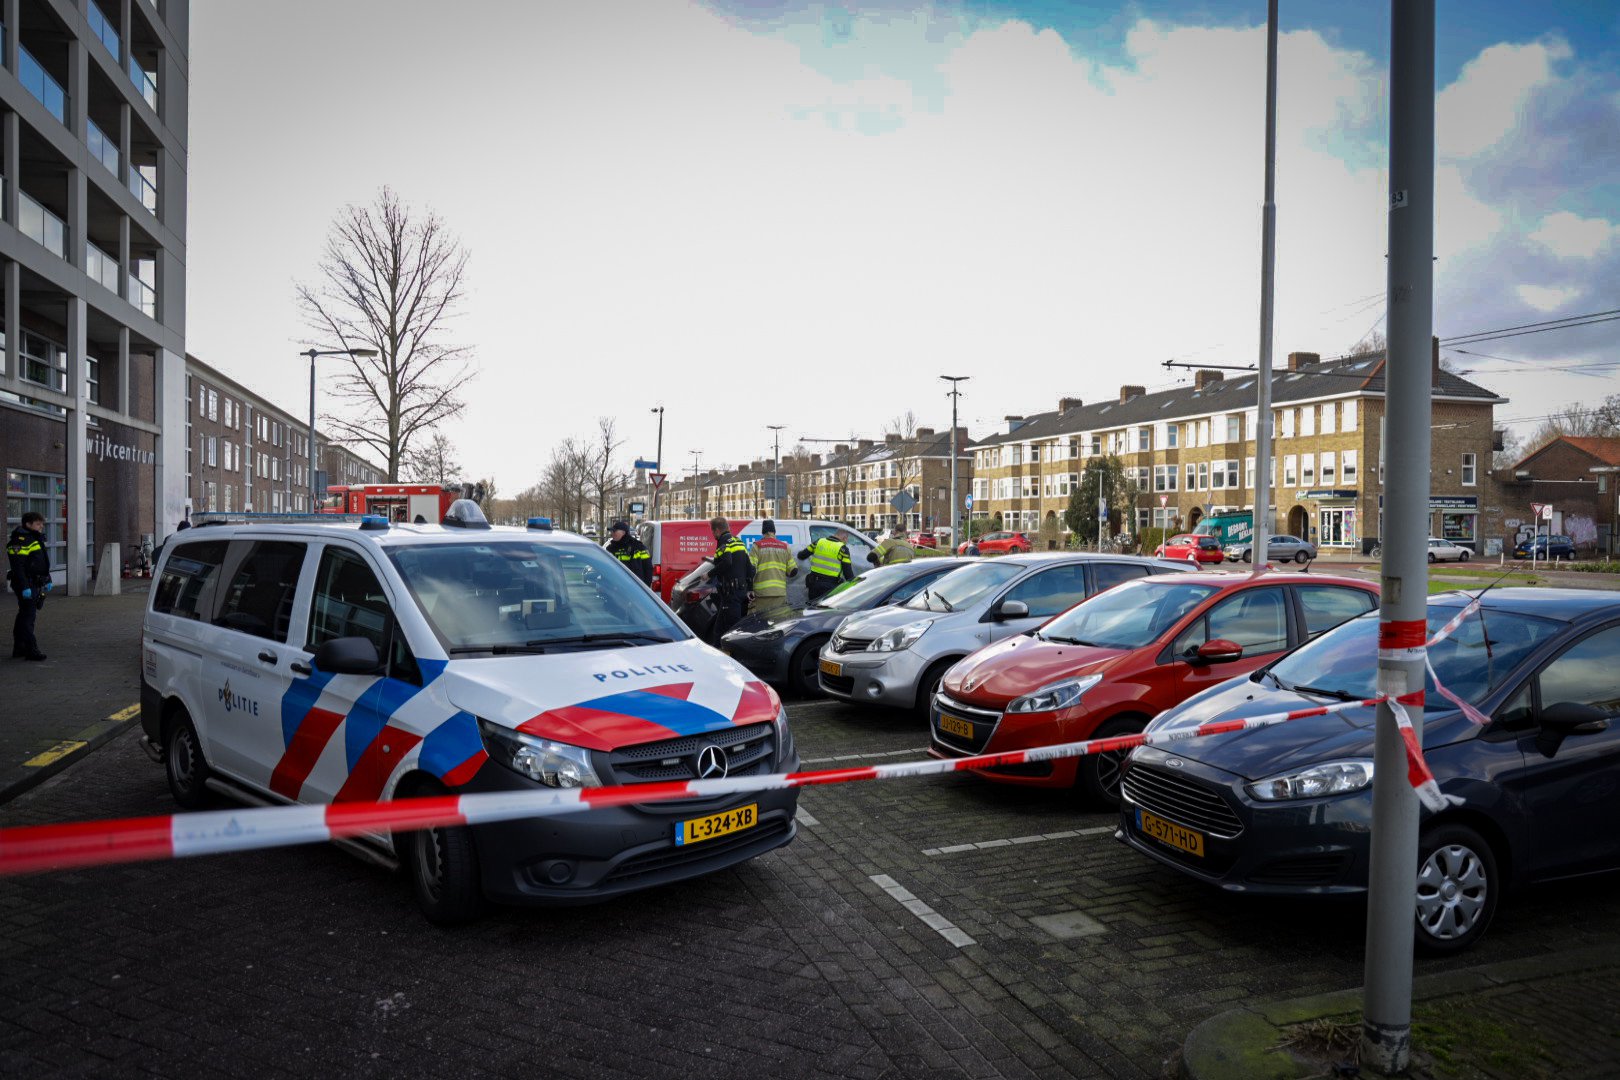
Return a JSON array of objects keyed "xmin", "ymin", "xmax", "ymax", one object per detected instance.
[
  {"xmin": 1512, "ymin": 534, "xmax": 1576, "ymax": 561},
  {"xmin": 1118, "ymin": 588, "xmax": 1620, "ymax": 953},
  {"xmin": 719, "ymin": 560, "xmax": 964, "ymax": 695}
]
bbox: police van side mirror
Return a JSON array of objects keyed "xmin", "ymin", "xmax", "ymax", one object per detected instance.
[{"xmin": 313, "ymin": 636, "xmax": 383, "ymax": 675}]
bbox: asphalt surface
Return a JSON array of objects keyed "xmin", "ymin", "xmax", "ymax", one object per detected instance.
[{"xmin": 5, "ymin": 684, "xmax": 1620, "ymax": 1079}]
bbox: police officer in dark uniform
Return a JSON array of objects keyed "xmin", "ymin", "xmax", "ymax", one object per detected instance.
[
  {"xmin": 707, "ymin": 516, "xmax": 753, "ymax": 642},
  {"xmin": 605, "ymin": 520, "xmax": 652, "ymax": 585},
  {"xmin": 7, "ymin": 511, "xmax": 52, "ymax": 661}
]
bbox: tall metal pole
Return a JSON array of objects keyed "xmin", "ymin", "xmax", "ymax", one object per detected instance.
[
  {"xmin": 942, "ymin": 376, "xmax": 968, "ymax": 554},
  {"xmin": 1251, "ymin": 0, "xmax": 1278, "ymax": 573},
  {"xmin": 652, "ymin": 406, "xmax": 665, "ymax": 520},
  {"xmin": 768, "ymin": 424, "xmax": 785, "ymax": 520},
  {"xmin": 1361, "ymin": 2, "xmax": 1434, "ymax": 1072},
  {"xmin": 690, "ymin": 450, "xmax": 702, "ymax": 518},
  {"xmin": 305, "ymin": 348, "xmax": 318, "ymax": 512}
]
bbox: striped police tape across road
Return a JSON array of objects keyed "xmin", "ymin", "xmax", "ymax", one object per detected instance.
[{"xmin": 0, "ymin": 602, "xmax": 1487, "ymax": 877}]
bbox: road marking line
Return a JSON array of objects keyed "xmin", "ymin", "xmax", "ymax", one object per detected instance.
[
  {"xmin": 23, "ymin": 741, "xmax": 87, "ymax": 768},
  {"xmin": 921, "ymin": 824, "xmax": 1112, "ymax": 857},
  {"xmin": 869, "ymin": 874, "xmax": 976, "ymax": 948},
  {"xmin": 801, "ymin": 747, "xmax": 926, "ymax": 765},
  {"xmin": 795, "ymin": 808, "xmax": 820, "ymax": 827},
  {"xmin": 107, "ymin": 704, "xmax": 141, "ymax": 722}
]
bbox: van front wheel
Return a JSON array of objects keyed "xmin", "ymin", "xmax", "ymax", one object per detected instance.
[
  {"xmin": 164, "ymin": 709, "xmax": 212, "ymax": 810},
  {"xmin": 406, "ymin": 781, "xmax": 485, "ymax": 926}
]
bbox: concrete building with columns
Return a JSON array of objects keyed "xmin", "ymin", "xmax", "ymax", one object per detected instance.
[{"xmin": 0, "ymin": 0, "xmax": 187, "ymax": 594}]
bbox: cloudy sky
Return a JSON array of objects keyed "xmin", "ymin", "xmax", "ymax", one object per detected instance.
[{"xmin": 186, "ymin": 1, "xmax": 1620, "ymax": 486}]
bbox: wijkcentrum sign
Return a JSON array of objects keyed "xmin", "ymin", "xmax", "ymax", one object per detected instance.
[{"xmin": 89, "ymin": 432, "xmax": 155, "ymax": 465}]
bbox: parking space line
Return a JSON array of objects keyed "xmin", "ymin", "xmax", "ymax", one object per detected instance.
[
  {"xmin": 800, "ymin": 747, "xmax": 926, "ymax": 764},
  {"xmin": 23, "ymin": 741, "xmax": 88, "ymax": 768},
  {"xmin": 921, "ymin": 824, "xmax": 1113, "ymax": 857},
  {"xmin": 795, "ymin": 807, "xmax": 820, "ymax": 827},
  {"xmin": 869, "ymin": 874, "xmax": 976, "ymax": 948}
]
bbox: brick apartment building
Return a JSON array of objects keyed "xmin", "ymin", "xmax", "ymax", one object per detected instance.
[
  {"xmin": 970, "ymin": 346, "xmax": 1504, "ymax": 553},
  {"xmin": 1487, "ymin": 435, "xmax": 1620, "ymax": 555}
]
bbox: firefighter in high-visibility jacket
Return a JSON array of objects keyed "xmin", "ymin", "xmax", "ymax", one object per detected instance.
[
  {"xmin": 747, "ymin": 520, "xmax": 797, "ymax": 618},
  {"xmin": 869, "ymin": 527, "xmax": 915, "ymax": 566},
  {"xmin": 797, "ymin": 528, "xmax": 854, "ymax": 603}
]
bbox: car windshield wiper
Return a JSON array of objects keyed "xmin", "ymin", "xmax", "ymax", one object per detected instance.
[
  {"xmin": 1042, "ymin": 634, "xmax": 1102, "ymax": 646},
  {"xmin": 1291, "ymin": 684, "xmax": 1360, "ymax": 702},
  {"xmin": 921, "ymin": 587, "xmax": 953, "ymax": 612},
  {"xmin": 446, "ymin": 643, "xmax": 548, "ymax": 656},
  {"xmin": 525, "ymin": 632, "xmax": 672, "ymax": 649}
]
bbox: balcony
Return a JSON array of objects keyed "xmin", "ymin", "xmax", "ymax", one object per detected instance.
[
  {"xmin": 19, "ymin": 45, "xmax": 68, "ymax": 124},
  {"xmin": 18, "ymin": 193, "xmax": 67, "ymax": 259},
  {"xmin": 86, "ymin": 242, "xmax": 119, "ymax": 293},
  {"xmin": 128, "ymin": 165, "xmax": 157, "ymax": 213},
  {"xmin": 129, "ymin": 275, "xmax": 155, "ymax": 318},
  {"xmin": 87, "ymin": 1, "xmax": 120, "ymax": 59},
  {"xmin": 128, "ymin": 56, "xmax": 157, "ymax": 112},
  {"xmin": 87, "ymin": 119, "xmax": 120, "ymax": 177}
]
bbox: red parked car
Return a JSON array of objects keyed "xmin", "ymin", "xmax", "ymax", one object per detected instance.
[
  {"xmin": 1156, "ymin": 533, "xmax": 1225, "ymax": 565},
  {"xmin": 907, "ymin": 530, "xmax": 939, "ymax": 549},
  {"xmin": 929, "ymin": 572, "xmax": 1379, "ymax": 805},
  {"xmin": 957, "ymin": 531, "xmax": 1032, "ymax": 555}
]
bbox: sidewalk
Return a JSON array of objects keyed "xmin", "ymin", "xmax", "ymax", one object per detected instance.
[
  {"xmin": 1180, "ymin": 942, "xmax": 1620, "ymax": 1079},
  {"xmin": 0, "ymin": 584, "xmax": 148, "ymax": 804}
]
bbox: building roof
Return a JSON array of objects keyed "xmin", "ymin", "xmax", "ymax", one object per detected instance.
[
  {"xmin": 968, "ymin": 353, "xmax": 1505, "ymax": 450},
  {"xmin": 1561, "ymin": 436, "xmax": 1620, "ymax": 468}
]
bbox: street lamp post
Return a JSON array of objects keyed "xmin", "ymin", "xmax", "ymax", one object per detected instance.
[
  {"xmin": 767, "ymin": 424, "xmax": 785, "ymax": 519},
  {"xmin": 941, "ymin": 376, "xmax": 969, "ymax": 554},
  {"xmin": 303, "ymin": 346, "xmax": 377, "ymax": 511},
  {"xmin": 690, "ymin": 450, "xmax": 703, "ymax": 518},
  {"xmin": 650, "ymin": 406, "xmax": 665, "ymax": 520}
]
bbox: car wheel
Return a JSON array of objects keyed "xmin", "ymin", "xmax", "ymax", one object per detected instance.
[
  {"xmin": 1242, "ymin": 550, "xmax": 1253, "ymax": 563},
  {"xmin": 1415, "ymin": 823, "xmax": 1499, "ymax": 954},
  {"xmin": 164, "ymin": 709, "xmax": 212, "ymax": 809},
  {"xmin": 1459, "ymin": 550, "xmax": 1470, "ymax": 562},
  {"xmin": 914, "ymin": 659, "xmax": 957, "ymax": 722},
  {"xmin": 1294, "ymin": 550, "xmax": 1309, "ymax": 564},
  {"xmin": 788, "ymin": 636, "xmax": 829, "ymax": 698},
  {"xmin": 406, "ymin": 780, "xmax": 485, "ymax": 926},
  {"xmin": 1427, "ymin": 552, "xmax": 1437, "ymax": 563},
  {"xmin": 1079, "ymin": 715, "xmax": 1147, "ymax": 809}
]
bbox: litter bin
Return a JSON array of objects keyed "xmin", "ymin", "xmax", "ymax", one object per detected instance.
[{"xmin": 1361, "ymin": 536, "xmax": 1379, "ymax": 556}]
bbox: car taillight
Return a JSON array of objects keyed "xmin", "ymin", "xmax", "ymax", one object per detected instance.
[{"xmin": 685, "ymin": 591, "xmax": 704, "ymax": 604}]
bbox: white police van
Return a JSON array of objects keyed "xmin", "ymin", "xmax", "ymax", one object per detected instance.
[{"xmin": 139, "ymin": 501, "xmax": 799, "ymax": 923}]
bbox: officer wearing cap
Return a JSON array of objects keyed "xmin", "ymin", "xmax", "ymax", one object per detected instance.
[
  {"xmin": 708, "ymin": 516, "xmax": 754, "ymax": 641},
  {"xmin": 7, "ymin": 511, "xmax": 51, "ymax": 661},
  {"xmin": 605, "ymin": 520, "xmax": 652, "ymax": 585}
]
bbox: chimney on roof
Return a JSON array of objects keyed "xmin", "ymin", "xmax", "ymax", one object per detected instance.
[
  {"xmin": 857, "ymin": 439, "xmax": 875, "ymax": 451},
  {"xmin": 1119, "ymin": 385, "xmax": 1144, "ymax": 403},
  {"xmin": 834, "ymin": 444, "xmax": 848, "ymax": 454},
  {"xmin": 1005, "ymin": 415, "xmax": 1026, "ymax": 433},
  {"xmin": 1432, "ymin": 335, "xmax": 1441, "ymax": 385},
  {"xmin": 1058, "ymin": 397, "xmax": 1083, "ymax": 413},
  {"xmin": 884, "ymin": 433, "xmax": 902, "ymax": 445},
  {"xmin": 1194, "ymin": 370, "xmax": 1223, "ymax": 391},
  {"xmin": 1287, "ymin": 351, "xmax": 1320, "ymax": 371},
  {"xmin": 915, "ymin": 427, "xmax": 935, "ymax": 438},
  {"xmin": 954, "ymin": 426, "xmax": 970, "ymax": 448},
  {"xmin": 810, "ymin": 453, "xmax": 821, "ymax": 467}
]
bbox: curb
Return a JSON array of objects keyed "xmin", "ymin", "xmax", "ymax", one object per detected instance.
[
  {"xmin": 1180, "ymin": 942, "xmax": 1620, "ymax": 1080},
  {"xmin": 0, "ymin": 704, "xmax": 142, "ymax": 806}
]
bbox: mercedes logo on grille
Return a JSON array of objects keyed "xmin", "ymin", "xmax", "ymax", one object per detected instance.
[{"xmin": 695, "ymin": 744, "xmax": 729, "ymax": 780}]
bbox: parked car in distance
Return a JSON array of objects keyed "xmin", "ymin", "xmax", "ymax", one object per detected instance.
[
  {"xmin": 1513, "ymin": 534, "xmax": 1575, "ymax": 561},
  {"xmin": 907, "ymin": 530, "xmax": 939, "ymax": 549},
  {"xmin": 1156, "ymin": 533, "xmax": 1226, "ymax": 566},
  {"xmin": 1427, "ymin": 538, "xmax": 1472, "ymax": 563},
  {"xmin": 720, "ymin": 560, "xmax": 966, "ymax": 695},
  {"xmin": 1225, "ymin": 534, "xmax": 1318, "ymax": 565},
  {"xmin": 958, "ymin": 531, "xmax": 1032, "ymax": 556},
  {"xmin": 1118, "ymin": 587, "xmax": 1620, "ymax": 953},
  {"xmin": 931, "ymin": 573, "xmax": 1378, "ymax": 805},
  {"xmin": 820, "ymin": 553, "xmax": 1193, "ymax": 718}
]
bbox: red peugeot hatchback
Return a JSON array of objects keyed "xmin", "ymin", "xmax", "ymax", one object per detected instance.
[{"xmin": 929, "ymin": 573, "xmax": 1379, "ymax": 806}]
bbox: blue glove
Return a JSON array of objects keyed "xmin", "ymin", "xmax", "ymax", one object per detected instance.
[
  {"xmin": 43, "ymin": 582, "xmax": 53, "ymax": 593},
  {"xmin": 21, "ymin": 588, "xmax": 32, "ymax": 599}
]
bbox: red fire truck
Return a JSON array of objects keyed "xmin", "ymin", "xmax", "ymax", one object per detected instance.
[{"xmin": 320, "ymin": 484, "xmax": 461, "ymax": 523}]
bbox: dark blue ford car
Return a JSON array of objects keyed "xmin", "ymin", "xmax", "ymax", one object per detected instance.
[{"xmin": 1118, "ymin": 588, "xmax": 1620, "ymax": 953}]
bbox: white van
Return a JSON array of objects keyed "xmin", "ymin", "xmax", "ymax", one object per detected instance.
[
  {"xmin": 637, "ymin": 518, "xmax": 881, "ymax": 607},
  {"xmin": 140, "ymin": 503, "xmax": 799, "ymax": 923}
]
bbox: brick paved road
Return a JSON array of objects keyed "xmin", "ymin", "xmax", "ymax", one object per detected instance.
[{"xmin": 4, "ymin": 691, "xmax": 1620, "ymax": 1078}]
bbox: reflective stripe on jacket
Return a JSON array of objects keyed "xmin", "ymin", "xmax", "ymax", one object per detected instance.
[
  {"xmin": 749, "ymin": 538, "xmax": 795, "ymax": 596},
  {"xmin": 876, "ymin": 538, "xmax": 915, "ymax": 564},
  {"xmin": 807, "ymin": 537, "xmax": 851, "ymax": 580}
]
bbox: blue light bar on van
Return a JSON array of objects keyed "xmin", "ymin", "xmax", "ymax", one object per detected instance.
[
  {"xmin": 360, "ymin": 515, "xmax": 391, "ymax": 531},
  {"xmin": 527, "ymin": 517, "xmax": 554, "ymax": 531}
]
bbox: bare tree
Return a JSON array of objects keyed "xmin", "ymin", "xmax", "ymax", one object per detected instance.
[
  {"xmin": 584, "ymin": 418, "xmax": 627, "ymax": 531},
  {"xmin": 299, "ymin": 187, "xmax": 474, "ymax": 481},
  {"xmin": 1493, "ymin": 427, "xmax": 1524, "ymax": 471},
  {"xmin": 1526, "ymin": 394, "xmax": 1620, "ymax": 454},
  {"xmin": 883, "ymin": 410, "xmax": 922, "ymax": 530},
  {"xmin": 404, "ymin": 430, "xmax": 462, "ymax": 486},
  {"xmin": 1347, "ymin": 329, "xmax": 1386, "ymax": 360}
]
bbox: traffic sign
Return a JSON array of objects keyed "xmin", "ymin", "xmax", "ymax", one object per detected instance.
[
  {"xmin": 649, "ymin": 472, "xmax": 667, "ymax": 489},
  {"xmin": 964, "ymin": 495, "xmax": 973, "ymax": 508},
  {"xmin": 799, "ymin": 501, "xmax": 813, "ymax": 515},
  {"xmin": 628, "ymin": 501, "xmax": 645, "ymax": 514},
  {"xmin": 634, "ymin": 459, "xmax": 659, "ymax": 470},
  {"xmin": 1541, "ymin": 503, "xmax": 1554, "ymax": 521},
  {"xmin": 890, "ymin": 491, "xmax": 917, "ymax": 513}
]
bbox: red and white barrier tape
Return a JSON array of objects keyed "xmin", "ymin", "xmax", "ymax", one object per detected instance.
[{"xmin": 1, "ymin": 694, "xmax": 1391, "ymax": 877}]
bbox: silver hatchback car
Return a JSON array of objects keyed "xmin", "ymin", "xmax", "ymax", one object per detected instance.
[{"xmin": 817, "ymin": 552, "xmax": 1193, "ymax": 717}]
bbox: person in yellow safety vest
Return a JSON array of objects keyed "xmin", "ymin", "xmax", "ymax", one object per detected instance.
[
  {"xmin": 747, "ymin": 520, "xmax": 798, "ymax": 617},
  {"xmin": 797, "ymin": 528, "xmax": 854, "ymax": 603},
  {"xmin": 869, "ymin": 527, "xmax": 915, "ymax": 566}
]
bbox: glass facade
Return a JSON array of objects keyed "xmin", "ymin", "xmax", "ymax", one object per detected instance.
[{"xmin": 6, "ymin": 471, "xmax": 68, "ymax": 570}]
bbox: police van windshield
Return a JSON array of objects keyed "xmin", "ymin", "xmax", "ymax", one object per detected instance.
[{"xmin": 387, "ymin": 542, "xmax": 687, "ymax": 654}]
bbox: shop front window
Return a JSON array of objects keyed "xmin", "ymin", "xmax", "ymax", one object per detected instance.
[
  {"xmin": 1441, "ymin": 513, "xmax": 1477, "ymax": 546},
  {"xmin": 1318, "ymin": 507, "xmax": 1358, "ymax": 548}
]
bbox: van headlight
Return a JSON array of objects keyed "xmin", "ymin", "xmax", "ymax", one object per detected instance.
[
  {"xmin": 1246, "ymin": 760, "xmax": 1373, "ymax": 801},
  {"xmin": 868, "ymin": 620, "xmax": 931, "ymax": 653},
  {"xmin": 479, "ymin": 719, "xmax": 602, "ymax": 788},
  {"xmin": 1005, "ymin": 675, "xmax": 1102, "ymax": 714}
]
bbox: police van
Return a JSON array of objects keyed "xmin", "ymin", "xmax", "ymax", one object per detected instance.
[{"xmin": 139, "ymin": 501, "xmax": 799, "ymax": 923}]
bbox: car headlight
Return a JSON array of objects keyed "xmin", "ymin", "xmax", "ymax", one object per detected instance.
[
  {"xmin": 1246, "ymin": 759, "xmax": 1373, "ymax": 801},
  {"xmin": 479, "ymin": 719, "xmax": 601, "ymax": 788},
  {"xmin": 1005, "ymin": 674, "xmax": 1103, "ymax": 714},
  {"xmin": 868, "ymin": 620, "xmax": 932, "ymax": 653}
]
